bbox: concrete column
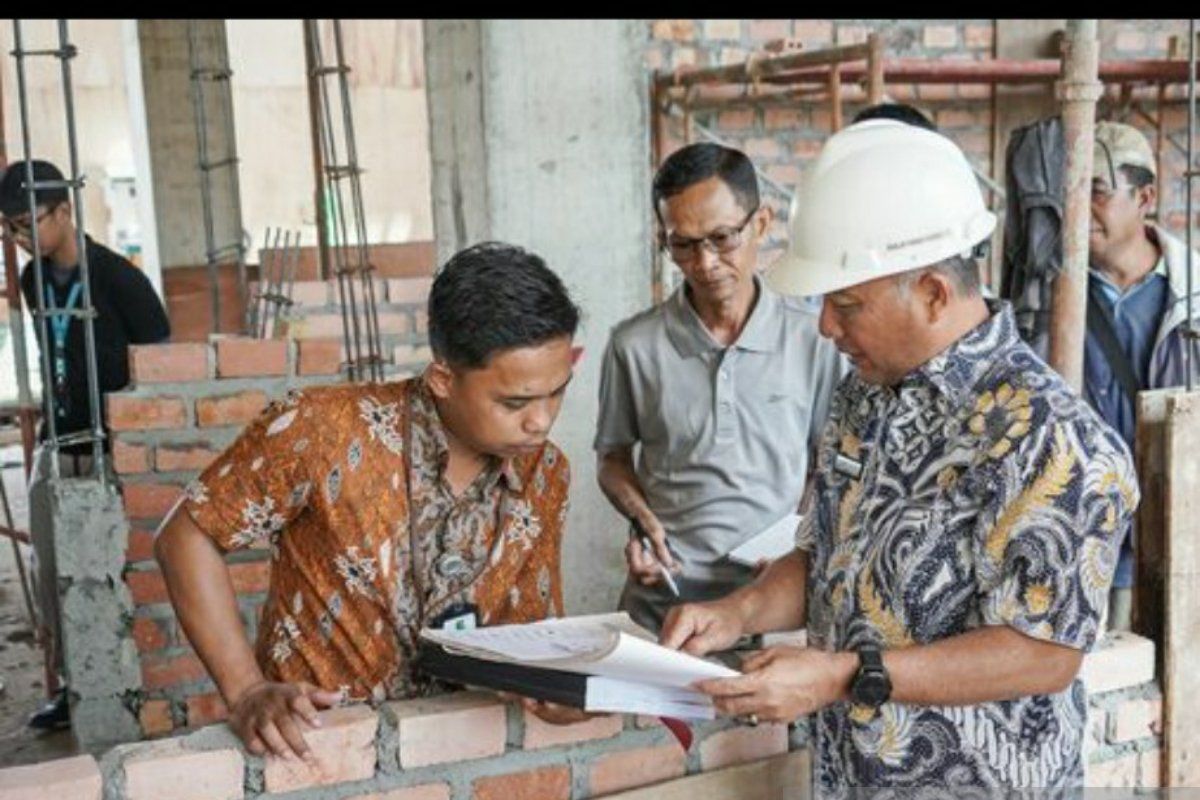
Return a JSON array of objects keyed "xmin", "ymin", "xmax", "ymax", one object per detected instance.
[
  {"xmin": 424, "ymin": 20, "xmax": 652, "ymax": 613},
  {"xmin": 50, "ymin": 478, "xmax": 141, "ymax": 749},
  {"xmin": 135, "ymin": 20, "xmax": 241, "ymax": 270}
]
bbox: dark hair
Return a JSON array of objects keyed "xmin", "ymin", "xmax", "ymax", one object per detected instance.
[
  {"xmin": 428, "ymin": 242, "xmax": 580, "ymax": 369},
  {"xmin": 1119, "ymin": 164, "xmax": 1155, "ymax": 190},
  {"xmin": 853, "ymin": 103, "xmax": 937, "ymax": 131},
  {"xmin": 652, "ymin": 143, "xmax": 759, "ymax": 225},
  {"xmin": 0, "ymin": 159, "xmax": 68, "ymax": 218}
]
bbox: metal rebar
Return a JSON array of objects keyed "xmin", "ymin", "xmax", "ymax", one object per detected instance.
[
  {"xmin": 188, "ymin": 20, "xmax": 222, "ymax": 335},
  {"xmin": 56, "ymin": 20, "xmax": 107, "ymax": 475},
  {"xmin": 1049, "ymin": 20, "xmax": 1103, "ymax": 393},
  {"xmin": 1186, "ymin": 19, "xmax": 1196, "ymax": 392}
]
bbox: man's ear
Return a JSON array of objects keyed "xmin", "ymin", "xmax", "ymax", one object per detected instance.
[
  {"xmin": 918, "ymin": 269, "xmax": 954, "ymax": 324},
  {"xmin": 753, "ymin": 204, "xmax": 774, "ymax": 239},
  {"xmin": 1137, "ymin": 183, "xmax": 1157, "ymax": 219},
  {"xmin": 424, "ymin": 359, "xmax": 455, "ymax": 400}
]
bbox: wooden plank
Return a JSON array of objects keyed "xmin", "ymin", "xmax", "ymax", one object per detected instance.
[
  {"xmin": 602, "ymin": 750, "xmax": 810, "ymax": 800},
  {"xmin": 1163, "ymin": 390, "xmax": 1200, "ymax": 788},
  {"xmin": 1133, "ymin": 388, "xmax": 1172, "ymax": 651}
]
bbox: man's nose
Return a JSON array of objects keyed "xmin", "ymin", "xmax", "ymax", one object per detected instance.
[{"xmin": 818, "ymin": 299, "xmax": 839, "ymax": 340}]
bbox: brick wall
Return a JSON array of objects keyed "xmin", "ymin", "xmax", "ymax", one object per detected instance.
[
  {"xmin": 0, "ymin": 634, "xmax": 1164, "ymax": 799},
  {"xmin": 646, "ymin": 19, "xmax": 1199, "ymax": 268},
  {"xmin": 108, "ymin": 276, "xmax": 432, "ymax": 737}
]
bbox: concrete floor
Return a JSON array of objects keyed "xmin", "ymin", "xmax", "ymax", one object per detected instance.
[{"xmin": 0, "ymin": 443, "xmax": 76, "ymax": 767}]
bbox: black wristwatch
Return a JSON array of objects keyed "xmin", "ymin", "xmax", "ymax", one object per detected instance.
[{"xmin": 850, "ymin": 648, "xmax": 892, "ymax": 708}]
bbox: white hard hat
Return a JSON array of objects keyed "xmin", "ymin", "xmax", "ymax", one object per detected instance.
[{"xmin": 766, "ymin": 119, "xmax": 996, "ymax": 298}]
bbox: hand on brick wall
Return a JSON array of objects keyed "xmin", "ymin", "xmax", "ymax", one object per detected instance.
[{"xmin": 227, "ymin": 680, "xmax": 342, "ymax": 761}]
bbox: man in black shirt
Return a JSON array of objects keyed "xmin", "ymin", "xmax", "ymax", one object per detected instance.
[{"xmin": 1, "ymin": 159, "xmax": 170, "ymax": 730}]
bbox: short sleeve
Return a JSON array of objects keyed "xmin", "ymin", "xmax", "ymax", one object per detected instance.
[
  {"xmin": 975, "ymin": 420, "xmax": 1137, "ymax": 652},
  {"xmin": 593, "ymin": 333, "xmax": 640, "ymax": 453},
  {"xmin": 180, "ymin": 393, "xmax": 315, "ymax": 552}
]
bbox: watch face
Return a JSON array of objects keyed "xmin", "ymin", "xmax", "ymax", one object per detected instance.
[{"xmin": 853, "ymin": 672, "xmax": 891, "ymax": 707}]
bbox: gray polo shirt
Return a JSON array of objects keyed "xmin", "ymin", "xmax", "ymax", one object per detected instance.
[{"xmin": 595, "ymin": 276, "xmax": 845, "ymax": 626}]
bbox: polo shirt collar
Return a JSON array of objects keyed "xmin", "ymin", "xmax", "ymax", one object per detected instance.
[{"xmin": 664, "ymin": 273, "xmax": 782, "ymax": 359}]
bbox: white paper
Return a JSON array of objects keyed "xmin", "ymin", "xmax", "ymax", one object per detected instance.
[
  {"xmin": 421, "ymin": 611, "xmax": 738, "ymax": 689},
  {"xmin": 585, "ymin": 676, "xmax": 716, "ymax": 720},
  {"xmin": 726, "ymin": 513, "xmax": 803, "ymax": 566}
]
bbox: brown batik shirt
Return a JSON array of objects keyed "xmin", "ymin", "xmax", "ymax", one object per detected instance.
[{"xmin": 182, "ymin": 377, "xmax": 571, "ymax": 702}]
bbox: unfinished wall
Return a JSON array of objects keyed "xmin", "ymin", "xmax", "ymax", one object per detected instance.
[
  {"xmin": 0, "ymin": 635, "xmax": 1163, "ymax": 798},
  {"xmin": 646, "ymin": 19, "xmax": 1200, "ymax": 274}
]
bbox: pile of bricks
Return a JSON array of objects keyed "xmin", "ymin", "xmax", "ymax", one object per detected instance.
[
  {"xmin": 0, "ymin": 696, "xmax": 803, "ymax": 800},
  {"xmin": 107, "ymin": 277, "xmax": 433, "ymax": 736}
]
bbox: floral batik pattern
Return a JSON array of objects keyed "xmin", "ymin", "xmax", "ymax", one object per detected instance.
[
  {"xmin": 182, "ymin": 378, "xmax": 571, "ymax": 701},
  {"xmin": 797, "ymin": 302, "xmax": 1138, "ymax": 797}
]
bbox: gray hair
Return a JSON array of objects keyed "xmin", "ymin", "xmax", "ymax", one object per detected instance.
[{"xmin": 894, "ymin": 255, "xmax": 981, "ymax": 298}]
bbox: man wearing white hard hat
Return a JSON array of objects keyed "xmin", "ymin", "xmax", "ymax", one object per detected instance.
[{"xmin": 661, "ymin": 120, "xmax": 1138, "ymax": 792}]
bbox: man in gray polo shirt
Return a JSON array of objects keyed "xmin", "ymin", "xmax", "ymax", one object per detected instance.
[{"xmin": 595, "ymin": 143, "xmax": 844, "ymax": 631}]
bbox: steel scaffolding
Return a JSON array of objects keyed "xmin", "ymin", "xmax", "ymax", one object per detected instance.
[
  {"xmin": 9, "ymin": 20, "xmax": 107, "ymax": 479},
  {"xmin": 304, "ymin": 19, "xmax": 384, "ymax": 383},
  {"xmin": 187, "ymin": 19, "xmax": 249, "ymax": 335}
]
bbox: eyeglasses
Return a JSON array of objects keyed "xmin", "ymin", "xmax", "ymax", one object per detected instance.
[
  {"xmin": 1, "ymin": 204, "xmax": 58, "ymax": 237},
  {"xmin": 660, "ymin": 205, "xmax": 759, "ymax": 263},
  {"xmin": 1090, "ymin": 182, "xmax": 1137, "ymax": 206}
]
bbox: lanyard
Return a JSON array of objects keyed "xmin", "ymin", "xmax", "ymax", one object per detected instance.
[{"xmin": 44, "ymin": 280, "xmax": 83, "ymax": 356}]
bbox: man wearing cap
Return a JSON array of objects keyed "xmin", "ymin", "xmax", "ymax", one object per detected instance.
[
  {"xmin": 594, "ymin": 142, "xmax": 844, "ymax": 632},
  {"xmin": 1076, "ymin": 121, "xmax": 1200, "ymax": 630},
  {"xmin": 661, "ymin": 120, "xmax": 1137, "ymax": 793},
  {"xmin": 0, "ymin": 159, "xmax": 170, "ymax": 730}
]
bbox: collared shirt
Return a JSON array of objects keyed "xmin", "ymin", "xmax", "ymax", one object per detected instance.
[
  {"xmin": 798, "ymin": 302, "xmax": 1137, "ymax": 795},
  {"xmin": 595, "ymin": 275, "xmax": 844, "ymax": 625},
  {"xmin": 1084, "ymin": 262, "xmax": 1168, "ymax": 589},
  {"xmin": 183, "ymin": 378, "xmax": 570, "ymax": 702}
]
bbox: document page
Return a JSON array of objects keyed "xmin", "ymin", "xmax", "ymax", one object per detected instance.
[
  {"xmin": 727, "ymin": 513, "xmax": 803, "ymax": 566},
  {"xmin": 585, "ymin": 676, "xmax": 716, "ymax": 720}
]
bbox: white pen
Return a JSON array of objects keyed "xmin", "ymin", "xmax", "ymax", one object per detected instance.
[{"xmin": 630, "ymin": 517, "xmax": 681, "ymax": 597}]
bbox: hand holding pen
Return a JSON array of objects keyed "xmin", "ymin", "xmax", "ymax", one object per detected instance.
[{"xmin": 626, "ymin": 514, "xmax": 682, "ymax": 597}]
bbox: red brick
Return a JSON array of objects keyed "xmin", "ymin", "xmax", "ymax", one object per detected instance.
[
  {"xmin": 795, "ymin": 19, "xmax": 833, "ymax": 46},
  {"xmin": 391, "ymin": 692, "xmax": 506, "ymax": 769},
  {"xmin": 132, "ymin": 617, "xmax": 170, "ymax": 653},
  {"xmin": 107, "ymin": 395, "xmax": 188, "ymax": 432},
  {"xmin": 385, "ymin": 277, "xmax": 433, "ymax": 305},
  {"xmin": 765, "ymin": 164, "xmax": 802, "ymax": 188},
  {"xmin": 392, "ymin": 345, "xmax": 433, "ymax": 367},
  {"xmin": 138, "ymin": 699, "xmax": 174, "ymax": 737},
  {"xmin": 716, "ymin": 108, "xmax": 755, "ymax": 130},
  {"xmin": 229, "ymin": 561, "xmax": 271, "ymax": 595},
  {"xmin": 763, "ymin": 108, "xmax": 802, "ymax": 131},
  {"xmin": 126, "ymin": 528, "xmax": 157, "ymax": 562},
  {"xmin": 156, "ymin": 443, "xmax": 220, "ymax": 473},
  {"xmin": 923, "ymin": 24, "xmax": 959, "ymax": 49},
  {"xmin": 651, "ymin": 20, "xmax": 695, "ymax": 41},
  {"xmin": 215, "ymin": 337, "xmax": 288, "ymax": 378},
  {"xmin": 793, "ymin": 139, "xmax": 822, "ymax": 159},
  {"xmin": 129, "ymin": 343, "xmax": 209, "ymax": 384},
  {"xmin": 588, "ymin": 743, "xmax": 687, "ymax": 795},
  {"xmin": 917, "ymin": 83, "xmax": 957, "ymax": 102},
  {"xmin": 289, "ymin": 280, "xmax": 331, "ymax": 307},
  {"xmin": 140, "ymin": 653, "xmax": 208, "ymax": 690},
  {"xmin": 471, "ymin": 766, "xmax": 570, "ymax": 800},
  {"xmin": 127, "ymin": 569, "xmax": 170, "ymax": 605},
  {"xmin": 836, "ymin": 24, "xmax": 868, "ymax": 45},
  {"xmin": 0, "ymin": 754, "xmax": 102, "ymax": 800},
  {"xmin": 185, "ymin": 692, "xmax": 229, "ymax": 727},
  {"xmin": 196, "ymin": 391, "xmax": 268, "ymax": 428},
  {"xmin": 112, "ymin": 439, "xmax": 151, "ymax": 474},
  {"xmin": 263, "ymin": 705, "xmax": 378, "ymax": 793},
  {"xmin": 1115, "ymin": 30, "xmax": 1148, "ymax": 54},
  {"xmin": 522, "ymin": 710, "xmax": 623, "ymax": 750},
  {"xmin": 964, "ymin": 23, "xmax": 994, "ymax": 50},
  {"xmin": 297, "ymin": 338, "xmax": 343, "ymax": 376},
  {"xmin": 123, "ymin": 483, "xmax": 184, "ymax": 520},
  {"xmin": 346, "ymin": 788, "xmax": 450, "ymax": 800},
  {"xmin": 743, "ymin": 137, "xmax": 782, "ymax": 160},
  {"xmin": 957, "ymin": 83, "xmax": 993, "ymax": 100},
  {"xmin": 121, "ymin": 738, "xmax": 244, "ymax": 800},
  {"xmin": 702, "ymin": 19, "xmax": 742, "ymax": 41},
  {"xmin": 698, "ymin": 723, "xmax": 789, "ymax": 771},
  {"xmin": 936, "ymin": 108, "xmax": 985, "ymax": 129},
  {"xmin": 748, "ymin": 19, "xmax": 790, "ymax": 42}
]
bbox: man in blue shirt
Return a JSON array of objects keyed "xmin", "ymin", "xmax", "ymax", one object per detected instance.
[{"xmin": 1084, "ymin": 122, "xmax": 1200, "ymax": 630}]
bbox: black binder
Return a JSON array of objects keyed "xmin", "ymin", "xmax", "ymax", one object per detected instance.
[{"xmin": 417, "ymin": 643, "xmax": 592, "ymax": 709}]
